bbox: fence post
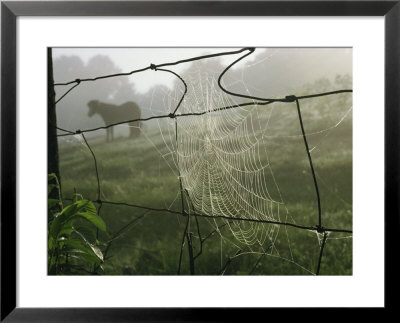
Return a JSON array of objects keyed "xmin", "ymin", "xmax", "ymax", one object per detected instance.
[
  {"xmin": 51, "ymin": 49, "xmax": 353, "ymax": 275},
  {"xmin": 48, "ymin": 48, "xmax": 61, "ymax": 192}
]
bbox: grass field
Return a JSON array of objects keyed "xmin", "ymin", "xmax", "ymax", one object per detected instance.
[{"xmin": 57, "ymin": 94, "xmax": 352, "ymax": 275}]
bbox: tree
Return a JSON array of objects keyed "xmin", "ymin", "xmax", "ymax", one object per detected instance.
[{"xmin": 53, "ymin": 54, "xmax": 137, "ymax": 137}]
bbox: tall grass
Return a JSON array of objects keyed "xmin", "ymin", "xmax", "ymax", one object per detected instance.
[{"xmin": 58, "ymin": 92, "xmax": 352, "ymax": 275}]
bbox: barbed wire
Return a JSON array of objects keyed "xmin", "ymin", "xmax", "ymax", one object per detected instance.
[{"xmin": 52, "ymin": 47, "xmax": 353, "ymax": 275}]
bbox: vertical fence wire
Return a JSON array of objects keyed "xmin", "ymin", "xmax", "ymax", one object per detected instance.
[{"xmin": 51, "ymin": 48, "xmax": 352, "ymax": 275}]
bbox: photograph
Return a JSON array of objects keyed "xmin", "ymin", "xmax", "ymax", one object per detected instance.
[
  {"xmin": 2, "ymin": 0, "xmax": 398, "ymax": 318},
  {"xmin": 48, "ymin": 47, "xmax": 353, "ymax": 276}
]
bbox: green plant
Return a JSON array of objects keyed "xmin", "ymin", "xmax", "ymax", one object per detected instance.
[{"xmin": 48, "ymin": 173, "xmax": 107, "ymax": 275}]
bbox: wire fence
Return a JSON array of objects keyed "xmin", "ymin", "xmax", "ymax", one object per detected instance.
[{"xmin": 51, "ymin": 47, "xmax": 353, "ymax": 275}]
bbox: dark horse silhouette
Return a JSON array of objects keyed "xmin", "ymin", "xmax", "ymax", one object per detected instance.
[{"xmin": 87, "ymin": 100, "xmax": 141, "ymax": 142}]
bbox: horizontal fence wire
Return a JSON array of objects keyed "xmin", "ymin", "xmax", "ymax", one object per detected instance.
[{"xmin": 52, "ymin": 47, "xmax": 353, "ymax": 275}]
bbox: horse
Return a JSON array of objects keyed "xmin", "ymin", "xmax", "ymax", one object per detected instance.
[{"xmin": 87, "ymin": 100, "xmax": 141, "ymax": 142}]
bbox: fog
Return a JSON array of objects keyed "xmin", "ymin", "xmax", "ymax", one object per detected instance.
[
  {"xmin": 52, "ymin": 48, "xmax": 353, "ymax": 275},
  {"xmin": 52, "ymin": 47, "xmax": 352, "ymax": 139}
]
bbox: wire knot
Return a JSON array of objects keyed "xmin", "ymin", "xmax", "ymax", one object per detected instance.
[
  {"xmin": 168, "ymin": 113, "xmax": 175, "ymax": 119},
  {"xmin": 150, "ymin": 64, "xmax": 157, "ymax": 71},
  {"xmin": 246, "ymin": 47, "xmax": 256, "ymax": 52},
  {"xmin": 75, "ymin": 129, "xmax": 82, "ymax": 134},
  {"xmin": 316, "ymin": 225, "xmax": 325, "ymax": 233},
  {"xmin": 285, "ymin": 95, "xmax": 297, "ymax": 102},
  {"xmin": 75, "ymin": 79, "xmax": 81, "ymax": 84},
  {"xmin": 96, "ymin": 199, "xmax": 102, "ymax": 205}
]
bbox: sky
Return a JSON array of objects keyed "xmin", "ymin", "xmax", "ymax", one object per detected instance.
[
  {"xmin": 52, "ymin": 47, "xmax": 265, "ymax": 93},
  {"xmin": 52, "ymin": 47, "xmax": 352, "ymax": 134}
]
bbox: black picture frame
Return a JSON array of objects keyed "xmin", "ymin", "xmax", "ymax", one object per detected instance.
[{"xmin": 1, "ymin": 0, "xmax": 398, "ymax": 321}]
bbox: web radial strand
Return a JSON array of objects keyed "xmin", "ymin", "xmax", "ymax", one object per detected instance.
[{"xmin": 174, "ymin": 67, "xmax": 283, "ymax": 246}]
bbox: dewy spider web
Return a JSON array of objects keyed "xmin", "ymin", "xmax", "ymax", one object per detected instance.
[
  {"xmin": 170, "ymin": 65, "xmax": 283, "ymax": 247},
  {"xmin": 53, "ymin": 47, "xmax": 353, "ymax": 275}
]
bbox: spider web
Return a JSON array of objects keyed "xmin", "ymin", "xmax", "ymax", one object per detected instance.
[
  {"xmin": 177, "ymin": 70, "xmax": 283, "ymax": 247},
  {"xmin": 55, "ymin": 48, "xmax": 353, "ymax": 274},
  {"xmin": 147, "ymin": 54, "xmax": 353, "ymax": 272}
]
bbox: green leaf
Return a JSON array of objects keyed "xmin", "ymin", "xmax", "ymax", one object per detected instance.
[
  {"xmin": 74, "ymin": 230, "xmax": 104, "ymax": 261},
  {"xmin": 61, "ymin": 239, "xmax": 88, "ymax": 252},
  {"xmin": 48, "ymin": 190, "xmax": 110, "ymax": 274},
  {"xmin": 72, "ymin": 200, "xmax": 106, "ymax": 232},
  {"xmin": 60, "ymin": 247, "xmax": 87, "ymax": 255},
  {"xmin": 48, "ymin": 198, "xmax": 60, "ymax": 209},
  {"xmin": 48, "ymin": 210, "xmax": 59, "ymax": 223},
  {"xmin": 75, "ymin": 252, "xmax": 101, "ymax": 265},
  {"xmin": 60, "ymin": 199, "xmax": 90, "ymax": 218},
  {"xmin": 48, "ymin": 173, "xmax": 57, "ymax": 181},
  {"xmin": 61, "ymin": 248, "xmax": 100, "ymax": 265},
  {"xmin": 58, "ymin": 226, "xmax": 73, "ymax": 238},
  {"xmin": 77, "ymin": 211, "xmax": 106, "ymax": 232},
  {"xmin": 50, "ymin": 200, "xmax": 96, "ymax": 239},
  {"xmin": 64, "ymin": 200, "xmax": 105, "ymax": 232},
  {"xmin": 48, "ymin": 236, "xmax": 53, "ymax": 250},
  {"xmin": 73, "ymin": 225, "xmax": 96, "ymax": 245},
  {"xmin": 89, "ymin": 245, "xmax": 104, "ymax": 262},
  {"xmin": 49, "ymin": 214, "xmax": 65, "ymax": 239},
  {"xmin": 62, "ymin": 239, "xmax": 102, "ymax": 263},
  {"xmin": 72, "ymin": 193, "xmax": 83, "ymax": 203}
]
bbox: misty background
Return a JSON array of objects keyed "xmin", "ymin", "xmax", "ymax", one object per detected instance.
[
  {"xmin": 51, "ymin": 48, "xmax": 353, "ymax": 275},
  {"xmin": 53, "ymin": 47, "xmax": 352, "ymax": 139}
]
